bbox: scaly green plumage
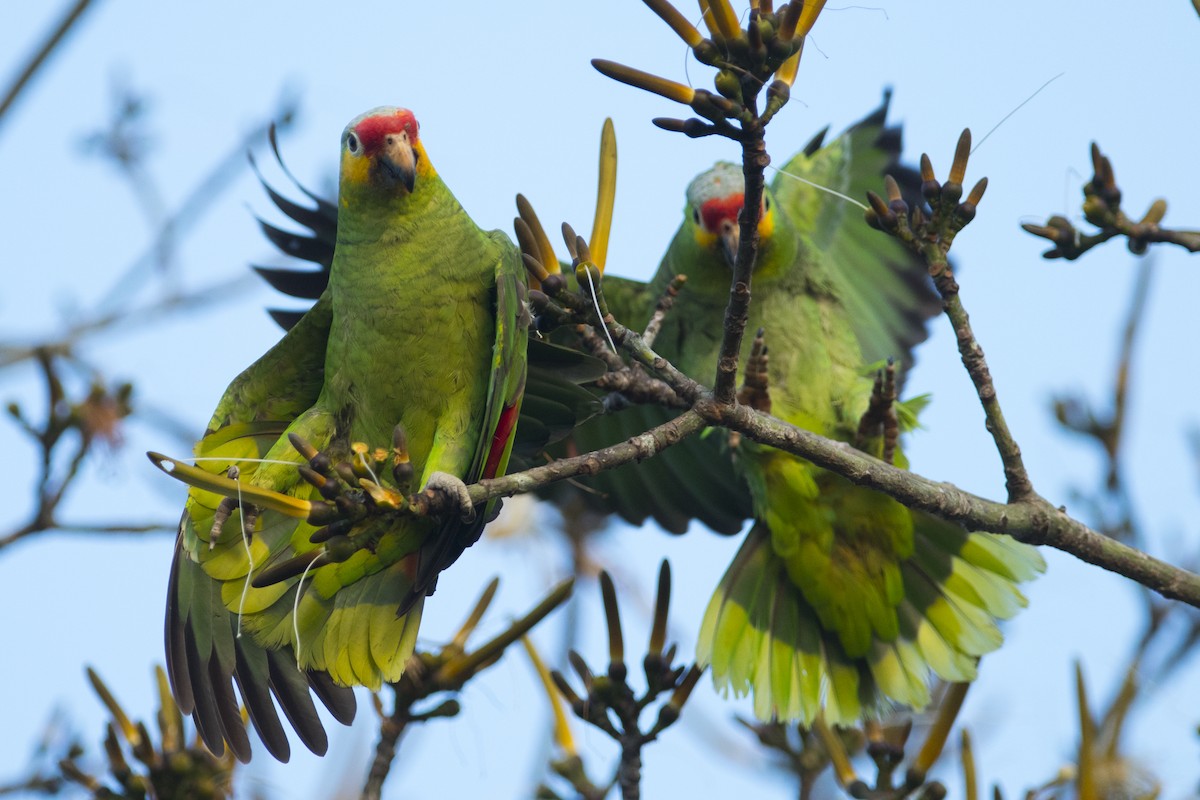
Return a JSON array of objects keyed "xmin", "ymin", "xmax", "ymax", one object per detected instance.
[
  {"xmin": 654, "ymin": 102, "xmax": 1044, "ymax": 724},
  {"xmin": 162, "ymin": 107, "xmax": 529, "ymax": 762}
]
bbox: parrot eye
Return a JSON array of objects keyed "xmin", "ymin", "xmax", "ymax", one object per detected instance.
[
  {"xmin": 346, "ymin": 132, "xmax": 361, "ymax": 154},
  {"xmin": 764, "ymin": 196, "xmax": 771, "ymax": 212},
  {"xmin": 692, "ymin": 207, "xmax": 701, "ymax": 225}
]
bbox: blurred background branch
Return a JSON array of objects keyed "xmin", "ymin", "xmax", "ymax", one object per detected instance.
[{"xmin": 0, "ymin": 0, "xmax": 98, "ymax": 131}]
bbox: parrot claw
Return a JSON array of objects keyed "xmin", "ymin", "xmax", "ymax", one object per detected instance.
[{"xmin": 424, "ymin": 472, "xmax": 476, "ymax": 523}]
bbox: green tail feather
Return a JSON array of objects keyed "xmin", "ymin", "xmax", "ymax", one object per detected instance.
[{"xmin": 697, "ymin": 519, "xmax": 1044, "ymax": 725}]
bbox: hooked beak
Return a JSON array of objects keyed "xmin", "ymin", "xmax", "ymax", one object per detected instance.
[
  {"xmin": 376, "ymin": 134, "xmax": 417, "ymax": 193},
  {"xmin": 719, "ymin": 220, "xmax": 739, "ymax": 270}
]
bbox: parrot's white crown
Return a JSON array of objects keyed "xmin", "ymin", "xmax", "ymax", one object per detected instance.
[{"xmin": 686, "ymin": 161, "xmax": 744, "ymax": 207}]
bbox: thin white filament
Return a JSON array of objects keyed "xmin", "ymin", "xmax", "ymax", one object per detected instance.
[
  {"xmin": 191, "ymin": 456, "xmax": 304, "ymax": 467},
  {"xmin": 177, "ymin": 455, "xmax": 301, "ymax": 637},
  {"xmin": 972, "ymin": 72, "xmax": 1064, "ymax": 155},
  {"xmin": 769, "ymin": 166, "xmax": 869, "ymax": 210},
  {"xmin": 356, "ymin": 450, "xmax": 381, "ymax": 486},
  {"xmin": 233, "ymin": 471, "xmax": 254, "ymax": 638},
  {"xmin": 584, "ymin": 267, "xmax": 618, "ymax": 353},
  {"xmin": 293, "ymin": 551, "xmax": 326, "ymax": 672}
]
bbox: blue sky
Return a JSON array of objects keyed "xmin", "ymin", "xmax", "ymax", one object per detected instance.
[{"xmin": 1, "ymin": 2, "xmax": 1198, "ymax": 797}]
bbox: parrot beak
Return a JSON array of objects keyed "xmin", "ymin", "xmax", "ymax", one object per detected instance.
[
  {"xmin": 719, "ymin": 219, "xmax": 740, "ymax": 270},
  {"xmin": 376, "ymin": 134, "xmax": 417, "ymax": 193}
]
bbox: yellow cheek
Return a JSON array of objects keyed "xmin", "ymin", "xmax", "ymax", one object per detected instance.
[
  {"xmin": 340, "ymin": 151, "xmax": 371, "ymax": 201},
  {"xmin": 414, "ymin": 141, "xmax": 438, "ymax": 180},
  {"xmin": 759, "ymin": 207, "xmax": 774, "ymax": 240},
  {"xmin": 694, "ymin": 227, "xmax": 717, "ymax": 250}
]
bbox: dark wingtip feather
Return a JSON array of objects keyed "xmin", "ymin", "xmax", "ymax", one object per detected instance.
[
  {"xmin": 802, "ymin": 126, "xmax": 830, "ymax": 158},
  {"xmin": 861, "ymin": 90, "xmax": 891, "ymax": 128},
  {"xmin": 208, "ymin": 656, "xmax": 253, "ymax": 763},
  {"xmin": 252, "ymin": 264, "xmax": 328, "ymax": 300},
  {"xmin": 268, "ymin": 124, "xmax": 339, "ymax": 218},
  {"xmin": 266, "ymin": 649, "xmax": 330, "ymax": 757},
  {"xmin": 307, "ymin": 669, "xmax": 358, "ymax": 726},
  {"xmin": 250, "ymin": 155, "xmax": 337, "ymax": 243},
  {"xmin": 266, "ymin": 309, "xmax": 306, "ymax": 331},
  {"xmin": 234, "ymin": 641, "xmax": 291, "ymax": 763},
  {"xmin": 256, "ymin": 219, "xmax": 335, "ymax": 268},
  {"xmin": 251, "ymin": 134, "xmax": 337, "ymax": 330},
  {"xmin": 183, "ymin": 621, "xmax": 227, "ymax": 759},
  {"xmin": 164, "ymin": 544, "xmax": 195, "ymax": 714}
]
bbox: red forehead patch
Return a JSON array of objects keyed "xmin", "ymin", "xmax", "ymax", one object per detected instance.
[
  {"xmin": 700, "ymin": 194, "xmax": 743, "ymax": 232},
  {"xmin": 354, "ymin": 109, "xmax": 419, "ymax": 154}
]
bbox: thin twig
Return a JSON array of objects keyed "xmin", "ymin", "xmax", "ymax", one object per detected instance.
[
  {"xmin": 443, "ymin": 410, "xmax": 705, "ymax": 511},
  {"xmin": 0, "ymin": 521, "xmax": 174, "ymax": 551},
  {"xmin": 93, "ymin": 101, "xmax": 297, "ymax": 312},
  {"xmin": 360, "ymin": 580, "xmax": 574, "ymax": 799},
  {"xmin": 0, "ymin": 274, "xmax": 254, "ymax": 369},
  {"xmin": 0, "ymin": 774, "xmax": 64, "ymax": 796},
  {"xmin": 0, "ymin": 0, "xmax": 98, "ymax": 129},
  {"xmin": 361, "ymin": 701, "xmax": 410, "ymax": 800},
  {"xmin": 931, "ymin": 264, "xmax": 1033, "ymax": 501},
  {"xmin": 1110, "ymin": 259, "xmax": 1154, "ymax": 489},
  {"xmin": 713, "ymin": 121, "xmax": 767, "ymax": 404}
]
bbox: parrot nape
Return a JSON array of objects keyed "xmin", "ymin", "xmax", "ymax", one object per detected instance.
[
  {"xmin": 157, "ymin": 107, "xmax": 531, "ymax": 762},
  {"xmin": 556, "ymin": 95, "xmax": 1045, "ymax": 724}
]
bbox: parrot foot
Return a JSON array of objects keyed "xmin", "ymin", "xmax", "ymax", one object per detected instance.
[
  {"xmin": 423, "ymin": 472, "xmax": 476, "ymax": 523},
  {"xmin": 731, "ymin": 327, "xmax": 772, "ymax": 453},
  {"xmin": 855, "ymin": 358, "xmax": 899, "ymax": 464},
  {"xmin": 736, "ymin": 327, "xmax": 771, "ymax": 413}
]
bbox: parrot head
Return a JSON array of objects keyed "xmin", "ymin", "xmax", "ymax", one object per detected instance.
[
  {"xmin": 684, "ymin": 162, "xmax": 777, "ymax": 271},
  {"xmin": 339, "ymin": 107, "xmax": 436, "ymax": 200}
]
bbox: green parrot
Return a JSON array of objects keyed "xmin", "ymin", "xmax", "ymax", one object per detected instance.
[
  {"xmin": 250, "ymin": 130, "xmax": 604, "ymax": 465},
  {"xmin": 158, "ymin": 106, "xmax": 532, "ymax": 762},
  {"xmin": 247, "ymin": 98, "xmax": 1045, "ymax": 724},
  {"xmin": 561, "ymin": 97, "xmax": 1045, "ymax": 723}
]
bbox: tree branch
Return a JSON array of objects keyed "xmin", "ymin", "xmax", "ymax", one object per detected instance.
[
  {"xmin": 937, "ymin": 281, "xmax": 1033, "ymax": 501},
  {"xmin": 0, "ymin": 0, "xmax": 98, "ymax": 130},
  {"xmin": 713, "ymin": 123, "xmax": 767, "ymax": 404},
  {"xmin": 870, "ymin": 135, "xmax": 1034, "ymax": 501},
  {"xmin": 360, "ymin": 579, "xmax": 574, "ymax": 800},
  {"xmin": 702, "ymin": 399, "xmax": 1200, "ymax": 608},
  {"xmin": 1023, "ymin": 141, "xmax": 1200, "ymax": 259},
  {"xmin": 436, "ymin": 410, "xmax": 707, "ymax": 512}
]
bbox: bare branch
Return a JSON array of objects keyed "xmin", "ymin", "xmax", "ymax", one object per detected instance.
[
  {"xmin": 360, "ymin": 579, "xmax": 574, "ymax": 800},
  {"xmin": 0, "ymin": 0, "xmax": 98, "ymax": 130},
  {"xmin": 1023, "ymin": 142, "xmax": 1200, "ymax": 259},
  {"xmin": 702, "ymin": 398, "xmax": 1200, "ymax": 608},
  {"xmin": 869, "ymin": 133, "xmax": 1032, "ymax": 502}
]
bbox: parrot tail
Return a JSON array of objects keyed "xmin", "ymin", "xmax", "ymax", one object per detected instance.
[
  {"xmin": 696, "ymin": 516, "xmax": 1044, "ymax": 725},
  {"xmin": 243, "ymin": 554, "xmax": 426, "ymax": 691}
]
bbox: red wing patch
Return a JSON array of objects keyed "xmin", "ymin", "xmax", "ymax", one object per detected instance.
[{"xmin": 482, "ymin": 401, "xmax": 521, "ymax": 479}]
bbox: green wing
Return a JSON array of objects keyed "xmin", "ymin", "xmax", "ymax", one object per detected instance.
[
  {"xmin": 540, "ymin": 272, "xmax": 753, "ymax": 535},
  {"xmin": 406, "ymin": 235, "xmax": 531, "ymax": 602},
  {"xmin": 771, "ymin": 93, "xmax": 940, "ymax": 377},
  {"xmin": 165, "ymin": 292, "xmax": 356, "ymax": 764}
]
